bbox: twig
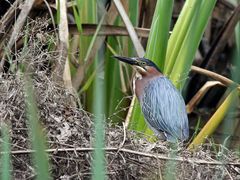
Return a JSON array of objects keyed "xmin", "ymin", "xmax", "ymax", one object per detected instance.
[
  {"xmin": 43, "ymin": 0, "xmax": 57, "ymax": 35},
  {"xmin": 186, "ymin": 81, "xmax": 224, "ymax": 113},
  {"xmin": 113, "ymin": 0, "xmax": 145, "ymax": 57},
  {"xmin": 191, "ymin": 65, "xmax": 239, "ymax": 88},
  {"xmin": 3, "ymin": 147, "xmax": 240, "ymax": 166},
  {"xmin": 157, "ymin": 157, "xmax": 163, "ymax": 180},
  {"xmin": 108, "ymin": 123, "xmax": 127, "ymax": 166},
  {"xmin": 119, "ymin": 122, "xmax": 127, "ymax": 148},
  {"xmin": 0, "ymin": 0, "xmax": 21, "ymax": 41},
  {"xmin": 125, "ymin": 92, "xmax": 136, "ymax": 127},
  {"xmin": 225, "ymin": 167, "xmax": 234, "ymax": 180},
  {"xmin": 69, "ymin": 24, "xmax": 150, "ymax": 37}
]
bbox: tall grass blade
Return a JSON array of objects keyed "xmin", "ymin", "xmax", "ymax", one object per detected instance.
[
  {"xmin": 164, "ymin": 145, "xmax": 178, "ymax": 180},
  {"xmin": 91, "ymin": 57, "xmax": 106, "ymax": 180},
  {"xmin": 79, "ymin": 67, "xmax": 98, "ymax": 93},
  {"xmin": 105, "ymin": 40, "xmax": 127, "ymax": 122},
  {"xmin": 91, "ymin": 2, "xmax": 106, "ymax": 179},
  {"xmin": 81, "ymin": 0, "xmax": 97, "ymax": 112},
  {"xmin": 145, "ymin": 0, "xmax": 173, "ymax": 70},
  {"xmin": 84, "ymin": 13, "xmax": 106, "ymax": 67},
  {"xmin": 72, "ymin": 0, "xmax": 83, "ymax": 32},
  {"xmin": 24, "ymin": 76, "xmax": 51, "ymax": 180},
  {"xmin": 0, "ymin": 125, "xmax": 11, "ymax": 180},
  {"xmin": 80, "ymin": 0, "xmax": 97, "ymax": 61}
]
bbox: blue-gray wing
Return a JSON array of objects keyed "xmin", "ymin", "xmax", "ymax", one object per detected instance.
[{"xmin": 140, "ymin": 76, "xmax": 189, "ymax": 141}]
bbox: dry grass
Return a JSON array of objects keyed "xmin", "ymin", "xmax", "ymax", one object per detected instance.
[{"xmin": 1, "ymin": 72, "xmax": 240, "ymax": 179}]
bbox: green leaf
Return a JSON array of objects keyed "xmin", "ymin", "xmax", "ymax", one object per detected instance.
[
  {"xmin": 170, "ymin": 0, "xmax": 217, "ymax": 90},
  {"xmin": 72, "ymin": 5, "xmax": 83, "ymax": 32},
  {"xmin": 164, "ymin": 0, "xmax": 200, "ymax": 75},
  {"xmin": 145, "ymin": 0, "xmax": 174, "ymax": 70}
]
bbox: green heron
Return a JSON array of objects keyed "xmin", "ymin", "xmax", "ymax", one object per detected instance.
[{"xmin": 113, "ymin": 56, "xmax": 189, "ymax": 142}]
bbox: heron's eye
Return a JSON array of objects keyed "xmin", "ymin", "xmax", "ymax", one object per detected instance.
[{"xmin": 141, "ymin": 62, "xmax": 146, "ymax": 66}]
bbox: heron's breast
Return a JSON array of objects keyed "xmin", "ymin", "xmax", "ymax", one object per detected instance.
[{"xmin": 135, "ymin": 76, "xmax": 159, "ymax": 101}]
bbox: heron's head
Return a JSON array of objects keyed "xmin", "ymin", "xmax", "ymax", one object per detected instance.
[{"xmin": 113, "ymin": 56, "xmax": 162, "ymax": 76}]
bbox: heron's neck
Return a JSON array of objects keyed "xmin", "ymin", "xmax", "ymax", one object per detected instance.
[{"xmin": 135, "ymin": 67, "xmax": 163, "ymax": 100}]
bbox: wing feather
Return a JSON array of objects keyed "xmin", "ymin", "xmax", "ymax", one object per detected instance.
[{"xmin": 140, "ymin": 77, "xmax": 189, "ymax": 141}]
